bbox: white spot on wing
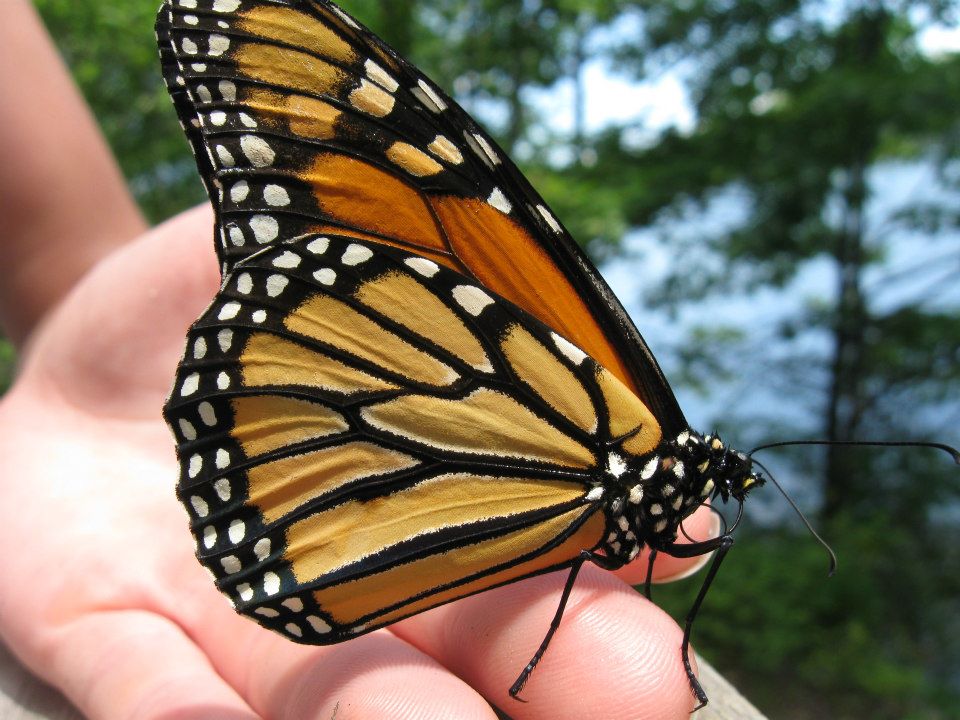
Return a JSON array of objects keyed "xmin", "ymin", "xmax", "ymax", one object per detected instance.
[
  {"xmin": 254, "ymin": 538, "xmax": 271, "ymax": 561},
  {"xmin": 203, "ymin": 525, "xmax": 217, "ymax": 549},
  {"xmin": 237, "ymin": 583, "xmax": 253, "ymax": 602},
  {"xmin": 213, "ymin": 478, "xmax": 231, "ymax": 501},
  {"xmin": 282, "ymin": 597, "xmax": 304, "ymax": 612},
  {"xmin": 219, "ymin": 80, "xmax": 237, "ymax": 102},
  {"xmin": 208, "ymin": 35, "xmax": 230, "ymax": 56},
  {"xmin": 181, "ymin": 373, "xmax": 200, "ymax": 396},
  {"xmin": 178, "ymin": 419, "xmax": 197, "ymax": 441},
  {"xmin": 230, "ymin": 180, "xmax": 249, "ymax": 203},
  {"xmin": 228, "ymin": 519, "xmax": 245, "ymax": 544},
  {"xmin": 212, "ymin": 0, "xmax": 240, "ymax": 11},
  {"xmin": 307, "ymin": 615, "xmax": 332, "ymax": 633},
  {"xmin": 190, "ymin": 495, "xmax": 209, "ymax": 517},
  {"xmin": 313, "ymin": 268, "xmax": 336, "ymax": 286},
  {"xmin": 487, "ymin": 187, "xmax": 512, "ymax": 214},
  {"xmin": 218, "ymin": 329, "xmax": 234, "ymax": 352},
  {"xmin": 264, "ymin": 184, "xmax": 290, "ymax": 206},
  {"xmin": 342, "ymin": 244, "xmax": 373, "ymax": 266},
  {"xmin": 537, "ymin": 204, "xmax": 563, "ymax": 233},
  {"xmin": 285, "ymin": 623, "xmax": 303, "ymax": 638},
  {"xmin": 404, "ymin": 257, "xmax": 439, "ymax": 277},
  {"xmin": 332, "ymin": 5, "xmax": 360, "ymax": 28},
  {"xmin": 236, "ymin": 273, "xmax": 253, "ymax": 294},
  {"xmin": 263, "ymin": 572, "xmax": 281, "ymax": 596},
  {"xmin": 452, "ymin": 285, "xmax": 494, "ymax": 316},
  {"xmin": 218, "ymin": 302, "xmax": 241, "ymax": 320},
  {"xmin": 307, "ymin": 237, "xmax": 330, "ymax": 254},
  {"xmin": 215, "ymin": 145, "xmax": 235, "ymax": 167},
  {"xmin": 199, "ymin": 401, "xmax": 217, "ymax": 427},
  {"xmin": 414, "ymin": 79, "xmax": 447, "ymax": 112},
  {"xmin": 240, "ymin": 135, "xmax": 275, "ymax": 167},
  {"xmin": 272, "ymin": 251, "xmax": 301, "ymax": 269},
  {"xmin": 221, "ymin": 556, "xmax": 242, "ymax": 574},
  {"xmin": 551, "ymin": 333, "xmax": 587, "ymax": 365},
  {"xmin": 266, "ymin": 274, "xmax": 289, "ymax": 297},
  {"xmin": 472, "ymin": 133, "xmax": 500, "ymax": 165},
  {"xmin": 364, "ymin": 59, "xmax": 399, "ymax": 92},
  {"xmin": 250, "ymin": 215, "xmax": 279, "ymax": 244}
]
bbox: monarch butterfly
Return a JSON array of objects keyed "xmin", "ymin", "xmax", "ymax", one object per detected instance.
[{"xmin": 157, "ymin": 0, "xmax": 763, "ymax": 706}]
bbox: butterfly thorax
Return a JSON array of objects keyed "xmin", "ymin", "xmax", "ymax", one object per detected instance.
[{"xmin": 598, "ymin": 431, "xmax": 764, "ymax": 564}]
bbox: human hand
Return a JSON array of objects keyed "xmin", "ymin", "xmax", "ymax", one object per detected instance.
[{"xmin": 0, "ymin": 205, "xmax": 717, "ymax": 720}]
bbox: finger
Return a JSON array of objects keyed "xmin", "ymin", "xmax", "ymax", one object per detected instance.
[
  {"xmin": 614, "ymin": 504, "xmax": 721, "ymax": 586},
  {"xmin": 37, "ymin": 610, "xmax": 258, "ymax": 720},
  {"xmin": 183, "ymin": 595, "xmax": 499, "ymax": 720},
  {"xmin": 24, "ymin": 204, "xmax": 219, "ymax": 419},
  {"xmin": 393, "ymin": 566, "xmax": 697, "ymax": 720}
]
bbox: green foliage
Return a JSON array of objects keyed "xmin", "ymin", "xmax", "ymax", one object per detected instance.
[
  {"xmin": 0, "ymin": 339, "xmax": 14, "ymax": 394},
  {"xmin": 35, "ymin": 0, "xmax": 205, "ymax": 222}
]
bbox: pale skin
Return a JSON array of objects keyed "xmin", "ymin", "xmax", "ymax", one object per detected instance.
[{"xmin": 0, "ymin": 2, "xmax": 717, "ymax": 718}]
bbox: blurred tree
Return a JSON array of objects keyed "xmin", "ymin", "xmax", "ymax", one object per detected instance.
[
  {"xmin": 602, "ymin": 1, "xmax": 960, "ymax": 717},
  {"xmin": 35, "ymin": 0, "xmax": 203, "ymax": 222}
]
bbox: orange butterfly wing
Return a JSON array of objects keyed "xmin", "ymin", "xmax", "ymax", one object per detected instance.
[{"xmin": 157, "ymin": 0, "xmax": 686, "ymax": 434}]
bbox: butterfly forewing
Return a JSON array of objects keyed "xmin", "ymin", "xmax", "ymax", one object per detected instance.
[{"xmin": 156, "ymin": 0, "xmax": 685, "ymax": 428}]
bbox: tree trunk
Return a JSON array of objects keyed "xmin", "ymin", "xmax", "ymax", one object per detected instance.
[{"xmin": 822, "ymin": 159, "xmax": 869, "ymax": 520}]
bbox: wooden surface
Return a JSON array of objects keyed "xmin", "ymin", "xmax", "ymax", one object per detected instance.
[
  {"xmin": 697, "ymin": 657, "xmax": 768, "ymax": 720},
  {"xmin": 0, "ymin": 642, "xmax": 82, "ymax": 720},
  {"xmin": 0, "ymin": 638, "xmax": 765, "ymax": 719}
]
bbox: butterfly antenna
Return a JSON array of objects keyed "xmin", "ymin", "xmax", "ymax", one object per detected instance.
[
  {"xmin": 750, "ymin": 439, "xmax": 960, "ymax": 464},
  {"xmin": 749, "ymin": 458, "xmax": 838, "ymax": 577}
]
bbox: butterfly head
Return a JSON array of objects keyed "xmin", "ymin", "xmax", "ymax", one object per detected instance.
[{"xmin": 696, "ymin": 433, "xmax": 765, "ymax": 504}]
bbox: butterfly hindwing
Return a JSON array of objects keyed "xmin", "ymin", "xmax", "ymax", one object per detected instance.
[
  {"xmin": 155, "ymin": 0, "xmax": 686, "ymax": 432},
  {"xmin": 164, "ymin": 234, "xmax": 670, "ymax": 642}
]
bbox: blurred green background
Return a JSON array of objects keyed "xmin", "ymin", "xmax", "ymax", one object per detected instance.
[{"xmin": 7, "ymin": 1, "xmax": 959, "ymax": 717}]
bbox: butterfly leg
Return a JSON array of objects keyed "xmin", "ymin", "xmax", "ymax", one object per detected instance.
[
  {"xmin": 509, "ymin": 550, "xmax": 620, "ymax": 699},
  {"xmin": 644, "ymin": 547, "xmax": 658, "ymax": 600},
  {"xmin": 660, "ymin": 535, "xmax": 735, "ymax": 710}
]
